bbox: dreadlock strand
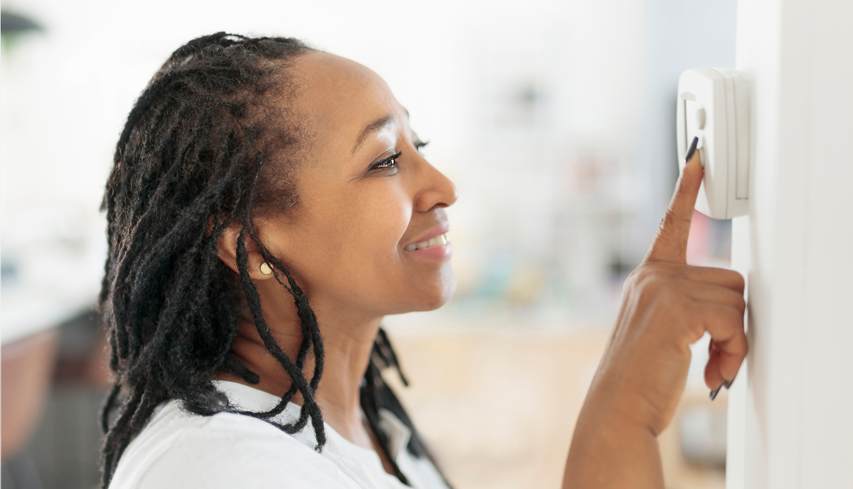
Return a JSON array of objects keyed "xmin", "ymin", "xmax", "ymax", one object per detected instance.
[
  {"xmin": 242, "ymin": 229, "xmax": 318, "ymax": 376},
  {"xmin": 101, "ymin": 385, "xmax": 145, "ymax": 487},
  {"xmin": 222, "ymin": 354, "xmax": 261, "ymax": 384},
  {"xmin": 361, "ymin": 360, "xmax": 411, "ymax": 485},
  {"xmin": 377, "ymin": 327, "xmax": 410, "ymax": 386},
  {"xmin": 243, "ymin": 250, "xmax": 325, "ymax": 437},
  {"xmin": 234, "ymin": 232, "xmax": 320, "ymax": 435},
  {"xmin": 246, "ymin": 238, "xmax": 325, "ymax": 392},
  {"xmin": 100, "ymin": 382, "xmax": 121, "ymax": 435}
]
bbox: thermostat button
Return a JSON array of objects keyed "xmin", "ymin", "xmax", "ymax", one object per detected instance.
[{"xmin": 696, "ymin": 108, "xmax": 706, "ymax": 130}]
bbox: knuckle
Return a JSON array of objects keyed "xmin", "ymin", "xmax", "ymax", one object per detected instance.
[
  {"xmin": 711, "ymin": 268, "xmax": 745, "ymax": 291},
  {"xmin": 627, "ymin": 266, "xmax": 655, "ymax": 291},
  {"xmin": 625, "ymin": 267, "xmax": 644, "ymax": 286},
  {"xmin": 737, "ymin": 296, "xmax": 747, "ymax": 313},
  {"xmin": 726, "ymin": 306, "xmax": 743, "ymax": 324},
  {"xmin": 721, "ymin": 308, "xmax": 745, "ymax": 334},
  {"xmin": 721, "ymin": 289, "xmax": 746, "ymax": 312},
  {"xmin": 636, "ymin": 273, "xmax": 664, "ymax": 303},
  {"xmin": 726, "ymin": 269, "xmax": 746, "ymax": 291},
  {"xmin": 634, "ymin": 267, "xmax": 689, "ymax": 308}
]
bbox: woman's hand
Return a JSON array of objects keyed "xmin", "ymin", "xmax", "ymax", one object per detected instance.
[{"xmin": 563, "ymin": 150, "xmax": 747, "ymax": 488}]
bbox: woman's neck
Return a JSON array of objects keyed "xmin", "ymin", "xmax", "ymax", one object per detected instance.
[{"xmin": 218, "ymin": 289, "xmax": 383, "ymax": 447}]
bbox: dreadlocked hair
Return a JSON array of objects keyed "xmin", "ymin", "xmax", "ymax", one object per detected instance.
[{"xmin": 98, "ymin": 32, "xmax": 452, "ymax": 489}]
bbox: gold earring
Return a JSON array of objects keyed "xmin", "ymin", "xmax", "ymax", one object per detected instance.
[{"xmin": 260, "ymin": 263, "xmax": 273, "ymax": 275}]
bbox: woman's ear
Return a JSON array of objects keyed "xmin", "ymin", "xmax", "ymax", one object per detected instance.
[{"xmin": 216, "ymin": 222, "xmax": 275, "ymax": 281}]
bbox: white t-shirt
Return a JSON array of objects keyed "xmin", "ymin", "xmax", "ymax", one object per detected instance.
[{"xmin": 110, "ymin": 381, "xmax": 450, "ymax": 489}]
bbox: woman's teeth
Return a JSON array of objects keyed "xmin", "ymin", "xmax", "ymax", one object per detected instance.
[{"xmin": 404, "ymin": 233, "xmax": 449, "ymax": 251}]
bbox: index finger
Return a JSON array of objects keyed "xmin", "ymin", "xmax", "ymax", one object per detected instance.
[{"xmin": 645, "ymin": 137, "xmax": 704, "ymax": 263}]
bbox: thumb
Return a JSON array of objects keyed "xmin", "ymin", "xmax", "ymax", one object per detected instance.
[{"xmin": 645, "ymin": 137, "xmax": 704, "ymax": 263}]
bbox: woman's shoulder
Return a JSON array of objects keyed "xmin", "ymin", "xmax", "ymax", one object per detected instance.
[{"xmin": 110, "ymin": 400, "xmax": 359, "ymax": 489}]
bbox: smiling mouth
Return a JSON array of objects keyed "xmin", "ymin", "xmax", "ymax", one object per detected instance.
[{"xmin": 404, "ymin": 233, "xmax": 450, "ymax": 251}]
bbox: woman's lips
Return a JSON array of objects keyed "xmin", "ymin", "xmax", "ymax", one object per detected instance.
[
  {"xmin": 407, "ymin": 222, "xmax": 449, "ymax": 245},
  {"xmin": 403, "ymin": 232, "xmax": 452, "ymax": 260},
  {"xmin": 404, "ymin": 232, "xmax": 449, "ymax": 251}
]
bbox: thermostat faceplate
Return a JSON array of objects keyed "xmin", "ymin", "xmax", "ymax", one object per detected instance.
[{"xmin": 676, "ymin": 68, "xmax": 751, "ymax": 220}]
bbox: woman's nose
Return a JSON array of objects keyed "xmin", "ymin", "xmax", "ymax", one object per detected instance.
[{"xmin": 413, "ymin": 159, "xmax": 458, "ymax": 213}]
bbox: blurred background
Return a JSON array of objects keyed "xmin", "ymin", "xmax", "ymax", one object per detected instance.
[{"xmin": 1, "ymin": 1, "xmax": 737, "ymax": 488}]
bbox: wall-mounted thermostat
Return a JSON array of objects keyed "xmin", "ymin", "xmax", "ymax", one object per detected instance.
[{"xmin": 676, "ymin": 68, "xmax": 751, "ymax": 220}]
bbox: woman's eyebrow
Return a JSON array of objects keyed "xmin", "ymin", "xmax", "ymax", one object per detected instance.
[{"xmin": 352, "ymin": 114, "xmax": 396, "ymax": 155}]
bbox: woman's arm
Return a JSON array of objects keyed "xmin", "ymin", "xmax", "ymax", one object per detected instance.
[{"xmin": 563, "ymin": 150, "xmax": 747, "ymax": 488}]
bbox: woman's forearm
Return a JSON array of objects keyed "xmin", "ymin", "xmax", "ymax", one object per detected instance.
[{"xmin": 562, "ymin": 388, "xmax": 664, "ymax": 489}]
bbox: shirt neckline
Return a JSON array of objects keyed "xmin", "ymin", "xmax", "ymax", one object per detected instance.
[{"xmin": 211, "ymin": 380, "xmax": 413, "ymax": 462}]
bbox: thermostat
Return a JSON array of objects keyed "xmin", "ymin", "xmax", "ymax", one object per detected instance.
[{"xmin": 676, "ymin": 68, "xmax": 751, "ymax": 220}]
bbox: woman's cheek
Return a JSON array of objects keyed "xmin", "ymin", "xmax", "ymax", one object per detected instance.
[
  {"xmin": 387, "ymin": 192, "xmax": 414, "ymax": 253},
  {"xmin": 326, "ymin": 187, "xmax": 408, "ymax": 267},
  {"xmin": 362, "ymin": 184, "xmax": 411, "ymax": 252}
]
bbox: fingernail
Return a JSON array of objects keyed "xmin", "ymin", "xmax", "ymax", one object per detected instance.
[
  {"xmin": 709, "ymin": 380, "xmax": 732, "ymax": 401},
  {"xmin": 685, "ymin": 136, "xmax": 699, "ymax": 163},
  {"xmin": 709, "ymin": 384, "xmax": 722, "ymax": 401}
]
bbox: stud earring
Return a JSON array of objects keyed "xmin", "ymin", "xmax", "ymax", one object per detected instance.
[{"xmin": 260, "ymin": 263, "xmax": 273, "ymax": 275}]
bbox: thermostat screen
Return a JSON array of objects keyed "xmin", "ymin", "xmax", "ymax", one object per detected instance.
[{"xmin": 684, "ymin": 99, "xmax": 699, "ymax": 150}]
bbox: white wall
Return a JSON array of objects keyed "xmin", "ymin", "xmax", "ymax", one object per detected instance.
[{"xmin": 727, "ymin": 0, "xmax": 853, "ymax": 487}]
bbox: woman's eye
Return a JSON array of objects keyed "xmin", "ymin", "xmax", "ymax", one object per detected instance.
[
  {"xmin": 375, "ymin": 157, "xmax": 397, "ymax": 169},
  {"xmin": 415, "ymin": 140, "xmax": 429, "ymax": 153},
  {"xmin": 372, "ymin": 151, "xmax": 402, "ymax": 171}
]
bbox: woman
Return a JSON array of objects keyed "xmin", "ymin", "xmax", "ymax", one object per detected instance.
[{"xmin": 100, "ymin": 33, "xmax": 746, "ymax": 489}]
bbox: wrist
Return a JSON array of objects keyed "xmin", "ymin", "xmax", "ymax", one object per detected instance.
[
  {"xmin": 581, "ymin": 369, "xmax": 666, "ymax": 437},
  {"xmin": 565, "ymin": 382, "xmax": 663, "ymax": 489}
]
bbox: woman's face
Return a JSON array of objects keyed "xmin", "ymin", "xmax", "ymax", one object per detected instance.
[{"xmin": 257, "ymin": 51, "xmax": 457, "ymax": 320}]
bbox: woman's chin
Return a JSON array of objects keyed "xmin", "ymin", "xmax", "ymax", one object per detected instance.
[
  {"xmin": 416, "ymin": 273, "xmax": 457, "ymax": 312},
  {"xmin": 391, "ymin": 271, "xmax": 456, "ymax": 314}
]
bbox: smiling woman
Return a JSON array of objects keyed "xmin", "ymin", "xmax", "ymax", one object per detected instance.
[
  {"xmin": 100, "ymin": 33, "xmax": 747, "ymax": 489},
  {"xmin": 100, "ymin": 33, "xmax": 456, "ymax": 489}
]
